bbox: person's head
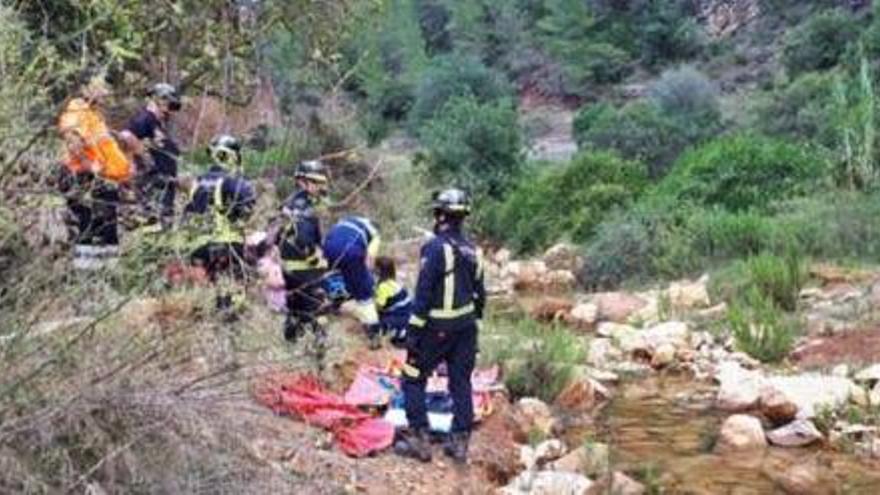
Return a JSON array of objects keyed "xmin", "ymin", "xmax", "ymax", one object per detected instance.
[
  {"xmin": 374, "ymin": 256, "xmax": 397, "ymax": 282},
  {"xmin": 146, "ymin": 83, "xmax": 182, "ymax": 120},
  {"xmin": 208, "ymin": 134, "xmax": 243, "ymax": 172},
  {"xmin": 432, "ymin": 188, "xmax": 471, "ymax": 231},
  {"xmin": 295, "ymin": 160, "xmax": 329, "ymax": 197}
]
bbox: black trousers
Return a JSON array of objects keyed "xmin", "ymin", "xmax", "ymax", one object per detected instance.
[
  {"xmin": 191, "ymin": 242, "xmax": 246, "ymax": 282},
  {"xmin": 63, "ymin": 173, "xmax": 119, "ymax": 246},
  {"xmin": 283, "ymin": 269, "xmax": 326, "ymax": 323},
  {"xmin": 403, "ymin": 321, "xmax": 477, "ymax": 433}
]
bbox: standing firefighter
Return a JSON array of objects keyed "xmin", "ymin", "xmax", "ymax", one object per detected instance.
[
  {"xmin": 395, "ymin": 188, "xmax": 485, "ymax": 464},
  {"xmin": 269, "ymin": 160, "xmax": 330, "ymax": 344},
  {"xmin": 323, "ymin": 216, "xmax": 383, "ymax": 346},
  {"xmin": 122, "ymin": 83, "xmax": 182, "ymax": 229},
  {"xmin": 183, "ymin": 134, "xmax": 256, "ymax": 316},
  {"xmin": 57, "ymin": 75, "xmax": 133, "ymax": 271}
]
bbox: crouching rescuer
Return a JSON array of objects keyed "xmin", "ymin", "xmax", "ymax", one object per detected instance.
[
  {"xmin": 395, "ymin": 188, "xmax": 486, "ymax": 464},
  {"xmin": 183, "ymin": 134, "xmax": 256, "ymax": 316}
]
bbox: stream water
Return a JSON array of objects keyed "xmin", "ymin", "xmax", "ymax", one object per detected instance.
[{"xmin": 580, "ymin": 375, "xmax": 880, "ymax": 494}]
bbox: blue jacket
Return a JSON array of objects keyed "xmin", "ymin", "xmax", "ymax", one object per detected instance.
[
  {"xmin": 323, "ymin": 216, "xmax": 380, "ymax": 260},
  {"xmin": 184, "ymin": 166, "xmax": 255, "ymax": 243},
  {"xmin": 409, "ymin": 226, "xmax": 485, "ymax": 331},
  {"xmin": 277, "ymin": 189, "xmax": 324, "ymax": 271}
]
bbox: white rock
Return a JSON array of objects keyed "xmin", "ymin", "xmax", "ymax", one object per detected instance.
[
  {"xmin": 765, "ymin": 374, "xmax": 856, "ymax": 419},
  {"xmin": 716, "ymin": 414, "xmax": 767, "ymax": 452},
  {"xmin": 596, "ymin": 321, "xmax": 636, "ymax": 338},
  {"xmin": 494, "ymin": 249, "xmax": 512, "ymax": 265},
  {"xmin": 667, "ymin": 274, "xmax": 711, "ymax": 310},
  {"xmin": 500, "ymin": 470, "xmax": 594, "ymax": 495},
  {"xmin": 855, "ymin": 364, "xmax": 880, "ymax": 384},
  {"xmin": 514, "ymin": 398, "xmax": 556, "ymax": 438},
  {"xmin": 520, "ymin": 445, "xmax": 537, "ymax": 471},
  {"xmin": 716, "ymin": 362, "xmax": 763, "ymax": 411},
  {"xmin": 534, "ymin": 439, "xmax": 567, "ymax": 466},
  {"xmin": 569, "ymin": 303, "xmax": 599, "ymax": 329},
  {"xmin": 651, "ymin": 343, "xmax": 677, "ymax": 368},
  {"xmin": 630, "ymin": 291, "xmax": 660, "ymax": 326},
  {"xmin": 832, "ymin": 364, "xmax": 850, "ymax": 378},
  {"xmin": 608, "ymin": 326, "xmax": 646, "ymax": 355},
  {"xmin": 642, "ymin": 321, "xmax": 690, "ymax": 352},
  {"xmin": 766, "ymin": 419, "xmax": 823, "ymax": 447}
]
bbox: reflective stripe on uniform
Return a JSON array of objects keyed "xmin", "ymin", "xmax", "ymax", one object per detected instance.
[
  {"xmin": 338, "ymin": 219, "xmax": 380, "ymax": 255},
  {"xmin": 409, "ymin": 315, "xmax": 426, "ymax": 328},
  {"xmin": 282, "ymin": 250, "xmax": 328, "ymax": 271},
  {"xmin": 429, "ymin": 303, "xmax": 474, "ymax": 320},
  {"xmin": 442, "ymin": 243, "xmax": 455, "ymax": 311}
]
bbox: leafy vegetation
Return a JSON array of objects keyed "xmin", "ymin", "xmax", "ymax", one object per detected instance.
[{"xmin": 728, "ymin": 287, "xmax": 798, "ymax": 363}]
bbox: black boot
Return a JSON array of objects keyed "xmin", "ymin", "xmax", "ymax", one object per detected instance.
[
  {"xmin": 394, "ymin": 428, "xmax": 433, "ymax": 463},
  {"xmin": 283, "ymin": 315, "xmax": 305, "ymax": 343},
  {"xmin": 443, "ymin": 431, "xmax": 470, "ymax": 464}
]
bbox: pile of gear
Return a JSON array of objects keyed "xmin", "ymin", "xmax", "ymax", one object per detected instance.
[{"xmin": 55, "ymin": 75, "xmax": 488, "ymax": 464}]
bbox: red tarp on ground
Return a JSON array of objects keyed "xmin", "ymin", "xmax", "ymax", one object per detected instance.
[{"xmin": 254, "ymin": 374, "xmax": 395, "ymax": 457}]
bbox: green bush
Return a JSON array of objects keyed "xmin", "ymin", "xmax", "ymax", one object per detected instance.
[
  {"xmin": 420, "ymin": 95, "xmax": 523, "ymax": 199},
  {"xmin": 480, "ymin": 317, "xmax": 585, "ymax": 403},
  {"xmin": 409, "ymin": 53, "xmax": 512, "ymax": 131},
  {"xmin": 751, "ymin": 71, "xmax": 837, "ymax": 143},
  {"xmin": 649, "ymin": 66, "xmax": 721, "ymax": 125},
  {"xmin": 782, "ymin": 9, "xmax": 859, "ymax": 78},
  {"xmin": 637, "ymin": 2, "xmax": 705, "ymax": 67},
  {"xmin": 746, "ymin": 253, "xmax": 807, "ymax": 311},
  {"xmin": 489, "ymin": 151, "xmax": 648, "ymax": 253},
  {"xmin": 658, "ymin": 134, "xmax": 828, "ymax": 211},
  {"xmin": 728, "ymin": 287, "xmax": 798, "ymax": 363}
]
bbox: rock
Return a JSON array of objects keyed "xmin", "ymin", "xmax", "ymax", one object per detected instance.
[
  {"xmin": 765, "ymin": 374, "xmax": 856, "ymax": 419},
  {"xmin": 759, "ymin": 386, "xmax": 798, "ymax": 426},
  {"xmin": 716, "ymin": 414, "xmax": 767, "ymax": 453},
  {"xmin": 642, "ymin": 321, "xmax": 690, "ymax": 352},
  {"xmin": 596, "ymin": 321, "xmax": 636, "ymax": 338},
  {"xmin": 587, "ymin": 472, "xmax": 646, "ymax": 495},
  {"xmin": 534, "ymin": 439, "xmax": 567, "ymax": 466},
  {"xmin": 766, "ymin": 463, "xmax": 821, "ymax": 495},
  {"xmin": 513, "ymin": 398, "xmax": 556, "ymax": 440},
  {"xmin": 696, "ymin": 302, "xmax": 728, "ymax": 320},
  {"xmin": 531, "ymin": 297, "xmax": 576, "ymax": 323},
  {"xmin": 586, "ymin": 338, "xmax": 622, "ymax": 369},
  {"xmin": 650, "ymin": 343, "xmax": 677, "ymax": 369},
  {"xmin": 470, "ymin": 395, "xmax": 522, "ymax": 483},
  {"xmin": 610, "ymin": 327, "xmax": 647, "ymax": 355},
  {"xmin": 555, "ymin": 379, "xmax": 596, "ymax": 412},
  {"xmin": 855, "ymin": 363, "xmax": 880, "ymax": 385},
  {"xmin": 580, "ymin": 442, "xmax": 609, "ymax": 477},
  {"xmin": 543, "ymin": 243, "xmax": 583, "ymax": 272},
  {"xmin": 549, "ymin": 445, "xmax": 588, "ymax": 474},
  {"xmin": 494, "ymin": 249, "xmax": 512, "ymax": 265},
  {"xmin": 667, "ymin": 274, "xmax": 711, "ymax": 310},
  {"xmin": 506, "ymin": 261, "xmax": 549, "ymax": 292},
  {"xmin": 716, "ymin": 363, "xmax": 763, "ymax": 413},
  {"xmin": 630, "ymin": 291, "xmax": 660, "ymax": 326},
  {"xmin": 766, "ymin": 419, "xmax": 823, "ymax": 447},
  {"xmin": 545, "ymin": 270, "xmax": 577, "ymax": 292},
  {"xmin": 594, "ymin": 292, "xmax": 648, "ymax": 323},
  {"xmin": 567, "ymin": 302, "xmax": 599, "ymax": 331},
  {"xmin": 832, "ymin": 364, "xmax": 850, "ymax": 378},
  {"xmin": 500, "ymin": 470, "xmax": 593, "ymax": 495}
]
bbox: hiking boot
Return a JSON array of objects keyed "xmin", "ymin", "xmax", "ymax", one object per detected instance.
[
  {"xmin": 443, "ymin": 432, "xmax": 470, "ymax": 464},
  {"xmin": 394, "ymin": 429, "xmax": 433, "ymax": 463},
  {"xmin": 283, "ymin": 316, "xmax": 305, "ymax": 343}
]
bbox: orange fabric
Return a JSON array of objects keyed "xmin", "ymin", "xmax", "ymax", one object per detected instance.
[{"xmin": 58, "ymin": 98, "xmax": 132, "ymax": 183}]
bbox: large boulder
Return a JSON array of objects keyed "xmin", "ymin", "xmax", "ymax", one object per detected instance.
[
  {"xmin": 667, "ymin": 275, "xmax": 711, "ymax": 311},
  {"xmin": 855, "ymin": 364, "xmax": 880, "ymax": 386},
  {"xmin": 594, "ymin": 292, "xmax": 648, "ymax": 323},
  {"xmin": 715, "ymin": 414, "xmax": 767, "ymax": 453},
  {"xmin": 504, "ymin": 261, "xmax": 549, "ymax": 292},
  {"xmin": 530, "ymin": 297, "xmax": 576, "ymax": 323},
  {"xmin": 642, "ymin": 321, "xmax": 690, "ymax": 352},
  {"xmin": 500, "ymin": 470, "xmax": 594, "ymax": 495},
  {"xmin": 470, "ymin": 395, "xmax": 522, "ymax": 484},
  {"xmin": 543, "ymin": 243, "xmax": 584, "ymax": 272},
  {"xmin": 766, "ymin": 419, "xmax": 823, "ymax": 448}
]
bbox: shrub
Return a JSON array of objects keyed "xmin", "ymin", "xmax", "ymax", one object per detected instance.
[
  {"xmin": 420, "ymin": 95, "xmax": 523, "ymax": 200},
  {"xmin": 728, "ymin": 287, "xmax": 798, "ymax": 363},
  {"xmin": 489, "ymin": 151, "xmax": 648, "ymax": 253},
  {"xmin": 637, "ymin": 2, "xmax": 705, "ymax": 67},
  {"xmin": 649, "ymin": 66, "xmax": 721, "ymax": 125},
  {"xmin": 751, "ymin": 71, "xmax": 837, "ymax": 143},
  {"xmin": 409, "ymin": 53, "xmax": 512, "ymax": 131},
  {"xmin": 574, "ymin": 42, "xmax": 633, "ymax": 85},
  {"xmin": 658, "ymin": 134, "xmax": 828, "ymax": 211},
  {"xmin": 782, "ymin": 9, "xmax": 859, "ymax": 78},
  {"xmin": 480, "ymin": 317, "xmax": 585, "ymax": 403},
  {"xmin": 746, "ymin": 252, "xmax": 807, "ymax": 311}
]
